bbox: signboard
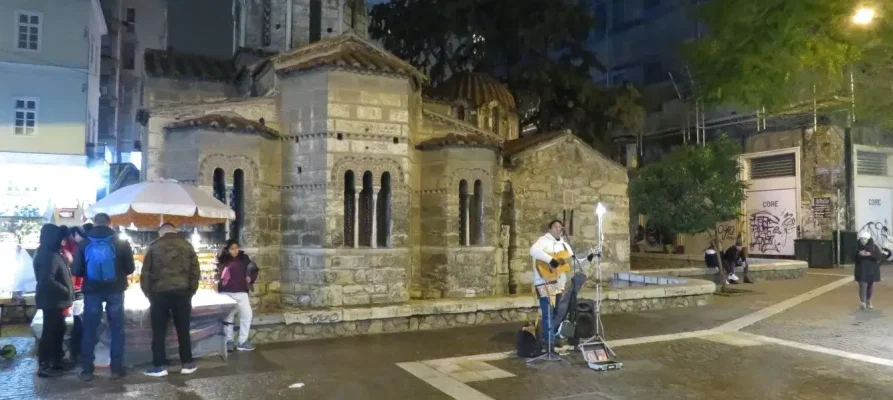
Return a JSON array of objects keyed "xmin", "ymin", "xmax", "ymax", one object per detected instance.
[
  {"xmin": 812, "ymin": 197, "xmax": 832, "ymax": 219},
  {"xmin": 747, "ymin": 189, "xmax": 797, "ymax": 255},
  {"xmin": 856, "ymin": 187, "xmax": 892, "ymax": 245}
]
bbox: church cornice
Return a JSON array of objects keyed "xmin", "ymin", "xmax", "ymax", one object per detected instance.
[{"xmin": 422, "ymin": 109, "xmax": 503, "ymax": 142}]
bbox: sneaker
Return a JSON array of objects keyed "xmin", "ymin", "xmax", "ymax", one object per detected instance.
[
  {"xmin": 51, "ymin": 360, "xmax": 76, "ymax": 371},
  {"xmin": 143, "ymin": 366, "xmax": 169, "ymax": 377},
  {"xmin": 867, "ymin": 301, "xmax": 874, "ymax": 310},
  {"xmin": 78, "ymin": 372, "xmax": 93, "ymax": 382},
  {"xmin": 860, "ymin": 302, "xmax": 867, "ymax": 310},
  {"xmin": 37, "ymin": 367, "xmax": 63, "ymax": 378},
  {"xmin": 226, "ymin": 340, "xmax": 235, "ymax": 353},
  {"xmin": 728, "ymin": 273, "xmax": 740, "ymax": 282},
  {"xmin": 744, "ymin": 276, "xmax": 755, "ymax": 284},
  {"xmin": 181, "ymin": 363, "xmax": 197, "ymax": 375},
  {"xmin": 236, "ymin": 342, "xmax": 256, "ymax": 352},
  {"xmin": 110, "ymin": 370, "xmax": 126, "ymax": 380}
]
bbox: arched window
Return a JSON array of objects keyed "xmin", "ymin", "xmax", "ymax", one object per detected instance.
[
  {"xmin": 376, "ymin": 172, "xmax": 391, "ymax": 247},
  {"xmin": 456, "ymin": 105, "xmax": 466, "ymax": 121},
  {"xmin": 230, "ymin": 169, "xmax": 245, "ymax": 241},
  {"xmin": 359, "ymin": 171, "xmax": 374, "ymax": 247},
  {"xmin": 344, "ymin": 170, "xmax": 356, "ymax": 247},
  {"xmin": 213, "ymin": 168, "xmax": 227, "ymax": 243},
  {"xmin": 491, "ymin": 107, "xmax": 500, "ymax": 134},
  {"xmin": 261, "ymin": 0, "xmax": 272, "ymax": 46},
  {"xmin": 459, "ymin": 179, "xmax": 469, "ymax": 246},
  {"xmin": 471, "ymin": 180, "xmax": 484, "ymax": 245},
  {"xmin": 309, "ymin": 0, "xmax": 322, "ymax": 43},
  {"xmin": 350, "ymin": 0, "xmax": 363, "ymax": 30}
]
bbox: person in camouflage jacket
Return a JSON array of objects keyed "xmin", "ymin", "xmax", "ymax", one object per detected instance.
[{"xmin": 140, "ymin": 223, "xmax": 201, "ymax": 377}]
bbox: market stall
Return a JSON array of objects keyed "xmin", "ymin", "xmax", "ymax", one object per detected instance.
[{"xmin": 30, "ymin": 180, "xmax": 238, "ymax": 366}]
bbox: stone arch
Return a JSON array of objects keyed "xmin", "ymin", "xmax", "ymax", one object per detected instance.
[
  {"xmin": 331, "ymin": 155, "xmax": 404, "ymax": 186},
  {"xmin": 199, "ymin": 154, "xmax": 260, "ymax": 187},
  {"xmin": 448, "ymin": 167, "xmax": 491, "ymax": 193}
]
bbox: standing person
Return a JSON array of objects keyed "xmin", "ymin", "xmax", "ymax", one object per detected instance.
[
  {"xmin": 140, "ymin": 223, "xmax": 201, "ymax": 377},
  {"xmin": 856, "ymin": 231, "xmax": 883, "ymax": 310},
  {"xmin": 71, "ymin": 213, "xmax": 135, "ymax": 381},
  {"xmin": 217, "ymin": 240, "xmax": 258, "ymax": 352},
  {"xmin": 33, "ymin": 224, "xmax": 74, "ymax": 378},
  {"xmin": 528, "ymin": 220, "xmax": 594, "ymax": 351},
  {"xmin": 724, "ymin": 241, "xmax": 754, "ymax": 284},
  {"xmin": 61, "ymin": 226, "xmax": 86, "ymax": 363}
]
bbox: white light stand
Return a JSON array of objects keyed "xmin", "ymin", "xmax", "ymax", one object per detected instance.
[{"xmin": 579, "ymin": 203, "xmax": 621, "ymax": 371}]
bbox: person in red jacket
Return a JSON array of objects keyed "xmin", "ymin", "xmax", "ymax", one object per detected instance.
[{"xmin": 59, "ymin": 226, "xmax": 87, "ymax": 363}]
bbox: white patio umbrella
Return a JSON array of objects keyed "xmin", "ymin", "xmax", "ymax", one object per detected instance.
[{"xmin": 86, "ymin": 180, "xmax": 235, "ymax": 228}]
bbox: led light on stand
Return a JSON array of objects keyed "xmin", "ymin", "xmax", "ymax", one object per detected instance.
[{"xmin": 595, "ymin": 203, "xmax": 607, "ymax": 217}]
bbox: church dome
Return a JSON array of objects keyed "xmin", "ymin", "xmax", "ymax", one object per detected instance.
[{"xmin": 430, "ymin": 72, "xmax": 516, "ymax": 111}]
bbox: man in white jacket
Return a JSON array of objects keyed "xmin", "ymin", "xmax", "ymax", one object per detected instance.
[{"xmin": 529, "ymin": 220, "xmax": 595, "ymax": 349}]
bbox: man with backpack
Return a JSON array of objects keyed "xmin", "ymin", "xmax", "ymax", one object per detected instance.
[{"xmin": 71, "ymin": 213, "xmax": 135, "ymax": 381}]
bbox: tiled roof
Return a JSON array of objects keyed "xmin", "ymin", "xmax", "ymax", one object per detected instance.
[
  {"xmin": 503, "ymin": 130, "xmax": 570, "ymax": 156},
  {"xmin": 274, "ymin": 33, "xmax": 427, "ymax": 83},
  {"xmin": 429, "ymin": 72, "xmax": 516, "ymax": 111},
  {"xmin": 416, "ymin": 133, "xmax": 502, "ymax": 151},
  {"xmin": 144, "ymin": 49, "xmax": 237, "ymax": 82},
  {"xmin": 165, "ymin": 114, "xmax": 280, "ymax": 139}
]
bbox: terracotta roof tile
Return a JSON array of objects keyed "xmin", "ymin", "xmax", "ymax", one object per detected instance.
[
  {"xmin": 429, "ymin": 72, "xmax": 516, "ymax": 111},
  {"xmin": 274, "ymin": 33, "xmax": 427, "ymax": 83},
  {"xmin": 144, "ymin": 49, "xmax": 237, "ymax": 82},
  {"xmin": 165, "ymin": 114, "xmax": 280, "ymax": 139},
  {"xmin": 416, "ymin": 133, "xmax": 502, "ymax": 151}
]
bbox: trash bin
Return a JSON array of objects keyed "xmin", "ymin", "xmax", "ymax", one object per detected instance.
[{"xmin": 794, "ymin": 239, "xmax": 835, "ymax": 268}]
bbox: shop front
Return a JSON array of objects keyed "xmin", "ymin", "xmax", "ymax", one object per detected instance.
[
  {"xmin": 742, "ymin": 148, "xmax": 802, "ymax": 257},
  {"xmin": 853, "ymin": 145, "xmax": 893, "ymax": 245}
]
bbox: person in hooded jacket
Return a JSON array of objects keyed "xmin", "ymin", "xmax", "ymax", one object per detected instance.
[
  {"xmin": 33, "ymin": 224, "xmax": 74, "ymax": 378},
  {"xmin": 856, "ymin": 230, "xmax": 883, "ymax": 310},
  {"xmin": 216, "ymin": 239, "xmax": 259, "ymax": 352}
]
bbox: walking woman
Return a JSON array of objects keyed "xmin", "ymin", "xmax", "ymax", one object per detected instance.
[
  {"xmin": 33, "ymin": 224, "xmax": 74, "ymax": 378},
  {"xmin": 856, "ymin": 231, "xmax": 883, "ymax": 310},
  {"xmin": 217, "ymin": 240, "xmax": 258, "ymax": 351}
]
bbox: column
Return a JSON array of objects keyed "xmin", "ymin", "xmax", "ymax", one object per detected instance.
[
  {"xmin": 353, "ymin": 192, "xmax": 360, "ymax": 248},
  {"xmin": 371, "ymin": 188, "xmax": 379, "ymax": 249}
]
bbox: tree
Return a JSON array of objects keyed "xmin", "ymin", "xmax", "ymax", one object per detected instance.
[
  {"xmin": 685, "ymin": 0, "xmax": 893, "ymax": 127},
  {"xmin": 368, "ymin": 0, "xmax": 644, "ymax": 147},
  {"xmin": 629, "ymin": 136, "xmax": 747, "ymax": 286},
  {"xmin": 0, "ymin": 205, "xmax": 42, "ymax": 245}
]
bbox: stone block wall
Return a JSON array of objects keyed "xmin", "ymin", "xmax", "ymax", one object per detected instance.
[
  {"xmin": 419, "ymin": 247, "xmax": 497, "ymax": 298},
  {"xmin": 144, "ymin": 78, "xmax": 236, "ymax": 109},
  {"xmin": 507, "ymin": 135, "xmax": 631, "ymax": 293},
  {"xmin": 242, "ymin": 0, "xmax": 368, "ymax": 54}
]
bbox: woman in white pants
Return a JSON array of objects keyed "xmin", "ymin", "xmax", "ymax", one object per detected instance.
[{"xmin": 217, "ymin": 240, "xmax": 259, "ymax": 351}]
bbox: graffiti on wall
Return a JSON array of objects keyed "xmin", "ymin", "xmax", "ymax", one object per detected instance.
[
  {"xmin": 717, "ymin": 223, "xmax": 737, "ymax": 242},
  {"xmin": 860, "ymin": 220, "xmax": 890, "ymax": 246},
  {"xmin": 750, "ymin": 210, "xmax": 796, "ymax": 254}
]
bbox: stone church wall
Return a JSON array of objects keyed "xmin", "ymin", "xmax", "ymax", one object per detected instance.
[{"xmin": 507, "ymin": 136, "xmax": 631, "ymax": 293}]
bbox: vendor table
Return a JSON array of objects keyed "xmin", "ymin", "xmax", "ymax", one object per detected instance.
[{"xmin": 31, "ymin": 288, "xmax": 236, "ymax": 367}]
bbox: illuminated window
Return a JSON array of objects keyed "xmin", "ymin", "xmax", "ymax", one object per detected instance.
[
  {"xmin": 15, "ymin": 11, "xmax": 40, "ymax": 51},
  {"xmin": 13, "ymin": 99, "xmax": 37, "ymax": 136}
]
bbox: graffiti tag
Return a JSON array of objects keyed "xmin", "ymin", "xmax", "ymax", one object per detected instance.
[
  {"xmin": 860, "ymin": 220, "xmax": 890, "ymax": 246},
  {"xmin": 750, "ymin": 210, "xmax": 796, "ymax": 253},
  {"xmin": 717, "ymin": 223, "xmax": 736, "ymax": 242}
]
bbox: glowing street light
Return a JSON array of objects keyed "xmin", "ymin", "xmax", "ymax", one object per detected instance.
[{"xmin": 853, "ymin": 7, "xmax": 876, "ymax": 25}]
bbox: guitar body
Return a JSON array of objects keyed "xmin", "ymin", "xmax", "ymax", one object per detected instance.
[{"xmin": 535, "ymin": 250, "xmax": 572, "ymax": 282}]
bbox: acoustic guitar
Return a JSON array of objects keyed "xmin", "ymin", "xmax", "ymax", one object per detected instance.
[{"xmin": 535, "ymin": 250, "xmax": 573, "ymax": 282}]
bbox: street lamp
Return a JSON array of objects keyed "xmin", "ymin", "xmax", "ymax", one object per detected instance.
[{"xmin": 853, "ymin": 7, "xmax": 876, "ymax": 25}]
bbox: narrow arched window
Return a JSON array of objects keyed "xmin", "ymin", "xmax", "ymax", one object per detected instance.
[
  {"xmin": 459, "ymin": 179, "xmax": 469, "ymax": 246},
  {"xmin": 344, "ymin": 170, "xmax": 356, "ymax": 247},
  {"xmin": 359, "ymin": 171, "xmax": 373, "ymax": 246},
  {"xmin": 213, "ymin": 168, "xmax": 227, "ymax": 243},
  {"xmin": 231, "ymin": 169, "xmax": 245, "ymax": 241},
  {"xmin": 471, "ymin": 179, "xmax": 484, "ymax": 245},
  {"xmin": 491, "ymin": 107, "xmax": 500, "ymax": 134},
  {"xmin": 309, "ymin": 0, "xmax": 322, "ymax": 42},
  {"xmin": 376, "ymin": 172, "xmax": 391, "ymax": 247},
  {"xmin": 457, "ymin": 105, "xmax": 466, "ymax": 121}
]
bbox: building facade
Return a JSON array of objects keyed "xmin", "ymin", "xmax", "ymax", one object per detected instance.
[
  {"xmin": 0, "ymin": 0, "xmax": 107, "ymax": 238},
  {"xmin": 140, "ymin": 33, "xmax": 631, "ymax": 311}
]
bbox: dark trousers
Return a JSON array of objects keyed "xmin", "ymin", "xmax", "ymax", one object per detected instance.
[
  {"xmin": 81, "ymin": 291, "xmax": 125, "ymax": 374},
  {"xmin": 69, "ymin": 315, "xmax": 83, "ymax": 361},
  {"xmin": 149, "ymin": 290, "xmax": 194, "ymax": 367},
  {"xmin": 859, "ymin": 281, "xmax": 875, "ymax": 302},
  {"xmin": 538, "ymin": 293, "xmax": 562, "ymax": 350},
  {"xmin": 38, "ymin": 308, "xmax": 66, "ymax": 367}
]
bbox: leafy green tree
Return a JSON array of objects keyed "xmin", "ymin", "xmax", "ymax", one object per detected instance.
[
  {"xmin": 685, "ymin": 0, "xmax": 893, "ymax": 126},
  {"xmin": 368, "ymin": 0, "xmax": 644, "ymax": 147},
  {"xmin": 629, "ymin": 136, "xmax": 747, "ymax": 285}
]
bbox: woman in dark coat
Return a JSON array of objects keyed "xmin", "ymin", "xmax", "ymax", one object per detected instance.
[
  {"xmin": 855, "ymin": 231, "xmax": 883, "ymax": 310},
  {"xmin": 33, "ymin": 224, "xmax": 75, "ymax": 378}
]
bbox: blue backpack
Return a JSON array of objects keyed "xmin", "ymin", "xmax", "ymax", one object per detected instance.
[{"xmin": 85, "ymin": 236, "xmax": 117, "ymax": 282}]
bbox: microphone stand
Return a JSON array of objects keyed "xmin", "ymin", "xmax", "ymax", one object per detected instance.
[{"xmin": 579, "ymin": 213, "xmax": 616, "ymax": 358}]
